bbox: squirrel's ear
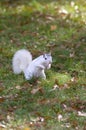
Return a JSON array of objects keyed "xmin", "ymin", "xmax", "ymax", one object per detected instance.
[{"xmin": 43, "ymin": 53, "xmax": 46, "ymax": 58}]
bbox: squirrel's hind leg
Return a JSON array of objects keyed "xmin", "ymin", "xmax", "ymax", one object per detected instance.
[{"xmin": 24, "ymin": 72, "xmax": 33, "ymax": 80}]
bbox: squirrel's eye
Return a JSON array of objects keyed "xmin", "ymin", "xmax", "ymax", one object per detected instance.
[{"xmin": 45, "ymin": 57, "xmax": 47, "ymax": 60}]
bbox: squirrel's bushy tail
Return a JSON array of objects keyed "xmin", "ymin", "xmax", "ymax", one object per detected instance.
[{"xmin": 12, "ymin": 49, "xmax": 32, "ymax": 74}]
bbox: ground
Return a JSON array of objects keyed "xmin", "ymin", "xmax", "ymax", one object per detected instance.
[{"xmin": 0, "ymin": 0, "xmax": 86, "ymax": 130}]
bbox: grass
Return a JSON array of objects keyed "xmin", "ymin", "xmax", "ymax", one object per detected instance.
[{"xmin": 0, "ymin": 0, "xmax": 86, "ymax": 130}]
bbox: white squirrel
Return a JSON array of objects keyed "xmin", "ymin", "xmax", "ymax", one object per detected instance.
[{"xmin": 12, "ymin": 49, "xmax": 52, "ymax": 80}]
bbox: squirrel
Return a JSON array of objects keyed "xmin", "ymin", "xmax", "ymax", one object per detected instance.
[{"xmin": 12, "ymin": 49, "xmax": 52, "ymax": 80}]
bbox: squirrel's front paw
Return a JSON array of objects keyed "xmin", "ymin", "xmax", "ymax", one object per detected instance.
[{"xmin": 46, "ymin": 63, "xmax": 51, "ymax": 69}]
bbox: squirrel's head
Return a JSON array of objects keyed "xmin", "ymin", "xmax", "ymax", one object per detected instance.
[
  {"xmin": 42, "ymin": 53, "xmax": 52, "ymax": 69},
  {"xmin": 43, "ymin": 53, "xmax": 52, "ymax": 63}
]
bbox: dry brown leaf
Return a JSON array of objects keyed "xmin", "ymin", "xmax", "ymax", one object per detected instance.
[
  {"xmin": 0, "ymin": 96, "xmax": 5, "ymax": 103},
  {"xmin": 38, "ymin": 98, "xmax": 50, "ymax": 105},
  {"xmin": 16, "ymin": 85, "xmax": 21, "ymax": 90},
  {"xmin": 31, "ymin": 87, "xmax": 42, "ymax": 94},
  {"xmin": 50, "ymin": 25, "xmax": 57, "ymax": 31},
  {"xmin": 24, "ymin": 128, "xmax": 31, "ymax": 130},
  {"xmin": 46, "ymin": 16, "xmax": 54, "ymax": 21}
]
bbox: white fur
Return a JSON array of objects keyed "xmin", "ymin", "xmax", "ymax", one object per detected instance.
[
  {"xmin": 12, "ymin": 49, "xmax": 32, "ymax": 74},
  {"xmin": 12, "ymin": 49, "xmax": 52, "ymax": 80}
]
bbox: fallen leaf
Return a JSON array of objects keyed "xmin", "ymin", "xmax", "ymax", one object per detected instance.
[
  {"xmin": 46, "ymin": 16, "xmax": 54, "ymax": 21},
  {"xmin": 0, "ymin": 115, "xmax": 5, "ymax": 121},
  {"xmin": 71, "ymin": 120, "xmax": 78, "ymax": 128},
  {"xmin": 31, "ymin": 87, "xmax": 42, "ymax": 94},
  {"xmin": 49, "ymin": 84, "xmax": 59, "ymax": 92},
  {"xmin": 69, "ymin": 52, "xmax": 75, "ymax": 58},
  {"xmin": 71, "ymin": 77, "xmax": 77, "ymax": 82},
  {"xmin": 0, "ymin": 123, "xmax": 6, "ymax": 128},
  {"xmin": 0, "ymin": 96, "xmax": 5, "ymax": 103},
  {"xmin": 59, "ymin": 8, "xmax": 68, "ymax": 15},
  {"xmin": 71, "ymin": 1, "xmax": 75, "ymax": 7},
  {"xmin": 78, "ymin": 111, "xmax": 86, "ymax": 117},
  {"xmin": 58, "ymin": 114, "xmax": 63, "ymax": 122},
  {"xmin": 7, "ymin": 115, "xmax": 14, "ymax": 121},
  {"xmin": 50, "ymin": 25, "xmax": 57, "ymax": 31},
  {"xmin": 65, "ymin": 123, "xmax": 71, "ymax": 128},
  {"xmin": 24, "ymin": 128, "xmax": 31, "ymax": 130},
  {"xmin": 38, "ymin": 98, "xmax": 50, "ymax": 105},
  {"xmin": 16, "ymin": 85, "xmax": 21, "ymax": 90},
  {"xmin": 58, "ymin": 8, "xmax": 68, "ymax": 19},
  {"xmin": 62, "ymin": 104, "xmax": 67, "ymax": 109}
]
